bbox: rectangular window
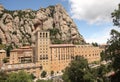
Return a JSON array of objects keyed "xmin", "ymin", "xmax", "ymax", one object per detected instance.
[
  {"xmin": 46, "ymin": 33, "xmax": 48, "ymax": 37},
  {"xmin": 43, "ymin": 33, "xmax": 45, "ymax": 37},
  {"xmin": 40, "ymin": 33, "xmax": 42, "ymax": 37}
]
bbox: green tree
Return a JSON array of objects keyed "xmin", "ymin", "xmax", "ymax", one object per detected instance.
[
  {"xmin": 2, "ymin": 58, "xmax": 9, "ymax": 63},
  {"xmin": 48, "ymin": 28, "xmax": 59, "ymax": 36},
  {"xmin": 92, "ymin": 42, "xmax": 99, "ymax": 47},
  {"xmin": 105, "ymin": 3, "xmax": 120, "ymax": 82},
  {"xmin": 100, "ymin": 51, "xmax": 109, "ymax": 61},
  {"xmin": 107, "ymin": 4, "xmax": 120, "ymax": 71},
  {"xmin": 30, "ymin": 73, "xmax": 36, "ymax": 80},
  {"xmin": 6, "ymin": 70, "xmax": 32, "ymax": 82},
  {"xmin": 36, "ymin": 79, "xmax": 52, "ymax": 82},
  {"xmin": 83, "ymin": 72, "xmax": 95, "ymax": 82},
  {"xmin": 41, "ymin": 71, "xmax": 47, "ymax": 78},
  {"xmin": 0, "ymin": 70, "xmax": 8, "ymax": 82},
  {"xmin": 4, "ymin": 44, "xmax": 13, "ymax": 57},
  {"xmin": 111, "ymin": 4, "xmax": 120, "ymax": 26},
  {"xmin": 51, "ymin": 70, "xmax": 54, "ymax": 76},
  {"xmin": 62, "ymin": 56, "xmax": 96, "ymax": 82},
  {"xmin": 90, "ymin": 64, "xmax": 110, "ymax": 82},
  {"xmin": 97, "ymin": 65, "xmax": 108, "ymax": 77}
]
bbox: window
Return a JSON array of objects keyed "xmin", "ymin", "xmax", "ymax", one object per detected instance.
[
  {"xmin": 46, "ymin": 33, "xmax": 48, "ymax": 37},
  {"xmin": 43, "ymin": 33, "xmax": 45, "ymax": 37},
  {"xmin": 40, "ymin": 55, "xmax": 42, "ymax": 60},
  {"xmin": 40, "ymin": 33, "xmax": 42, "ymax": 37},
  {"xmin": 46, "ymin": 55, "xmax": 48, "ymax": 59}
]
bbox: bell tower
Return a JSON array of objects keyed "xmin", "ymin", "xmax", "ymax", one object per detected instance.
[{"xmin": 34, "ymin": 30, "xmax": 50, "ymax": 74}]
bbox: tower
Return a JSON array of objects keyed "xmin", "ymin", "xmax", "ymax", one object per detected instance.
[{"xmin": 34, "ymin": 30, "xmax": 50, "ymax": 74}]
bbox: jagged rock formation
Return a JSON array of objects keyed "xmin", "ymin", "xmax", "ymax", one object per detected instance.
[{"xmin": 0, "ymin": 4, "xmax": 85, "ymax": 47}]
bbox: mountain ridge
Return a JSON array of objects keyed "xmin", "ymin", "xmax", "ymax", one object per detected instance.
[{"xmin": 0, "ymin": 4, "xmax": 85, "ymax": 47}]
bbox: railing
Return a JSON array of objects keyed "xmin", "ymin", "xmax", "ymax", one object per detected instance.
[{"xmin": 1, "ymin": 64, "xmax": 42, "ymax": 72}]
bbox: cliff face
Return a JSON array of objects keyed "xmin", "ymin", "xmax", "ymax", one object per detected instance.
[{"xmin": 0, "ymin": 4, "xmax": 85, "ymax": 47}]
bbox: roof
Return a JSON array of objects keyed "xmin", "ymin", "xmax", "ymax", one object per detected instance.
[
  {"xmin": 0, "ymin": 49, "xmax": 6, "ymax": 53},
  {"xmin": 33, "ymin": 29, "xmax": 49, "ymax": 35},
  {"xmin": 11, "ymin": 46, "xmax": 32, "ymax": 52},
  {"xmin": 50, "ymin": 44, "xmax": 75, "ymax": 48},
  {"xmin": 20, "ymin": 46, "xmax": 32, "ymax": 49}
]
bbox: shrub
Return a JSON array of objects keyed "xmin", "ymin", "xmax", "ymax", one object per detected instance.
[
  {"xmin": 41, "ymin": 71, "xmax": 47, "ymax": 78},
  {"xmin": 51, "ymin": 71, "xmax": 54, "ymax": 76}
]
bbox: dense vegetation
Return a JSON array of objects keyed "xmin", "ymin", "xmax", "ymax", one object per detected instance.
[
  {"xmin": 0, "ymin": 70, "xmax": 53, "ymax": 82},
  {"xmin": 36, "ymin": 79, "xmax": 52, "ymax": 82},
  {"xmin": 41, "ymin": 71, "xmax": 47, "ymax": 78},
  {"xmin": 106, "ymin": 4, "xmax": 120, "ymax": 82},
  {"xmin": 62, "ymin": 4, "xmax": 120, "ymax": 82},
  {"xmin": 48, "ymin": 28, "xmax": 64, "ymax": 44},
  {"xmin": 62, "ymin": 56, "xmax": 111, "ymax": 82},
  {"xmin": 0, "ymin": 70, "xmax": 33, "ymax": 82},
  {"xmin": 96, "ymin": 3, "xmax": 120, "ymax": 82},
  {"xmin": 92, "ymin": 42, "xmax": 99, "ymax": 47}
]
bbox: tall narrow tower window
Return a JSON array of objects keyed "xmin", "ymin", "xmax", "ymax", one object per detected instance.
[
  {"xmin": 43, "ymin": 33, "xmax": 45, "ymax": 38},
  {"xmin": 40, "ymin": 33, "xmax": 42, "ymax": 38},
  {"xmin": 46, "ymin": 33, "xmax": 48, "ymax": 38}
]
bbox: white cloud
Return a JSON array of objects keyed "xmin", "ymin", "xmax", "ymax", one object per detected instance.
[
  {"xmin": 85, "ymin": 26, "xmax": 119, "ymax": 44},
  {"xmin": 68, "ymin": 0, "xmax": 120, "ymax": 24}
]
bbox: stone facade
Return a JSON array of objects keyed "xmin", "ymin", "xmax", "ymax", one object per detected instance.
[
  {"xmin": 34, "ymin": 30, "xmax": 51, "ymax": 74},
  {"xmin": 74, "ymin": 45, "xmax": 101, "ymax": 63},
  {"xmin": 50, "ymin": 44, "xmax": 74, "ymax": 73},
  {"xmin": 0, "ymin": 50, "xmax": 6, "ymax": 63},
  {"xmin": 0, "ymin": 30, "xmax": 102, "ymax": 78},
  {"xmin": 10, "ymin": 46, "xmax": 33, "ymax": 64}
]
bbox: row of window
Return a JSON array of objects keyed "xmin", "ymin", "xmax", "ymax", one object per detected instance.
[
  {"xmin": 51, "ymin": 55, "xmax": 73, "ymax": 61},
  {"xmin": 39, "ymin": 42, "xmax": 49, "ymax": 44},
  {"xmin": 39, "ymin": 32, "xmax": 49, "ymax": 38},
  {"xmin": 39, "ymin": 39, "xmax": 49, "ymax": 41},
  {"xmin": 76, "ymin": 45, "xmax": 98, "ymax": 48},
  {"xmin": 40, "ymin": 55, "xmax": 48, "ymax": 60},
  {"xmin": 80, "ymin": 54, "xmax": 99, "ymax": 57}
]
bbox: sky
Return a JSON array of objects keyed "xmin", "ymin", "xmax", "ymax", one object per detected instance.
[{"xmin": 0, "ymin": 0, "xmax": 120, "ymax": 44}]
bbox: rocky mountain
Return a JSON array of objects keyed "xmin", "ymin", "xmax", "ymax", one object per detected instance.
[{"xmin": 0, "ymin": 4, "xmax": 85, "ymax": 47}]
